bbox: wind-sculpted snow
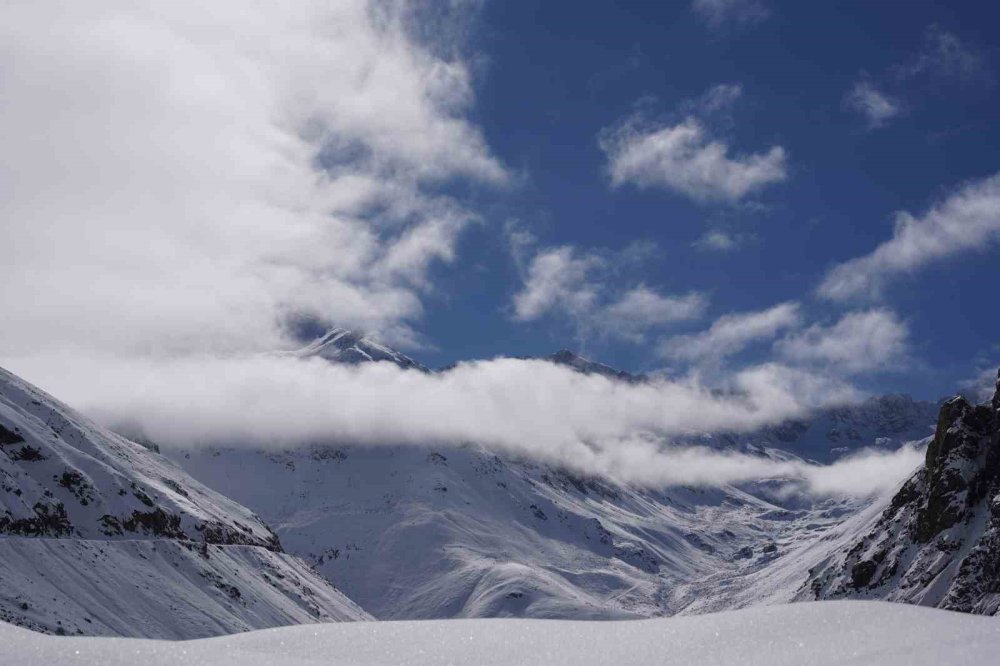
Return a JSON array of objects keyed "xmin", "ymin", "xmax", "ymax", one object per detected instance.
[
  {"xmin": 1, "ymin": 601, "xmax": 997, "ymax": 666},
  {"xmin": 0, "ymin": 366, "xmax": 369, "ymax": 636}
]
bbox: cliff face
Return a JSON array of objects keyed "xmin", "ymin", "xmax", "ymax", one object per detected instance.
[{"xmin": 805, "ymin": 371, "xmax": 1000, "ymax": 614}]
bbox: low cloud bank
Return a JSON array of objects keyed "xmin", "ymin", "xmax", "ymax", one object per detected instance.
[{"xmin": 5, "ymin": 354, "xmax": 923, "ymax": 496}]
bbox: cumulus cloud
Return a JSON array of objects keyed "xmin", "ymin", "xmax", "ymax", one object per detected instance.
[
  {"xmin": 844, "ymin": 80, "xmax": 902, "ymax": 128},
  {"xmin": 818, "ymin": 173, "xmax": 1000, "ymax": 300},
  {"xmin": 510, "ymin": 241, "xmax": 706, "ymax": 343},
  {"xmin": 776, "ymin": 309, "xmax": 909, "ymax": 375},
  {"xmin": 691, "ymin": 0, "xmax": 769, "ymax": 30},
  {"xmin": 600, "ymin": 112, "xmax": 786, "ymax": 203},
  {"xmin": 5, "ymin": 351, "xmax": 925, "ymax": 496},
  {"xmin": 659, "ymin": 302, "xmax": 802, "ymax": 365},
  {"xmin": 511, "ymin": 246, "xmax": 605, "ymax": 322},
  {"xmin": 0, "ymin": 1, "xmax": 505, "ymax": 357}
]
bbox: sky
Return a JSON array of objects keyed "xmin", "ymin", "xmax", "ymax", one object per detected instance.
[
  {"xmin": 415, "ymin": 0, "xmax": 1000, "ymax": 398},
  {"xmin": 1, "ymin": 0, "xmax": 999, "ymax": 462},
  {"xmin": 2, "ymin": 0, "xmax": 997, "ymax": 492}
]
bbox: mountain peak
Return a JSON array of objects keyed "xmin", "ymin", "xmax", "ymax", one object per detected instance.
[
  {"xmin": 546, "ymin": 349, "xmax": 645, "ymax": 383},
  {"xmin": 294, "ymin": 328, "xmax": 428, "ymax": 372}
]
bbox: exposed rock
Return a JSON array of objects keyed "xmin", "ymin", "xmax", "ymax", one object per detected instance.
[{"xmin": 805, "ymin": 370, "xmax": 1000, "ymax": 615}]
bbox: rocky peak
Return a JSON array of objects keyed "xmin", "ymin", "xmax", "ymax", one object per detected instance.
[
  {"xmin": 993, "ymin": 368, "xmax": 1000, "ymax": 413},
  {"xmin": 805, "ymin": 369, "xmax": 1000, "ymax": 614},
  {"xmin": 547, "ymin": 350, "xmax": 645, "ymax": 383}
]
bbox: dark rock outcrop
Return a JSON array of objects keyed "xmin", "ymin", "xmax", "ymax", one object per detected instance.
[{"xmin": 806, "ymin": 370, "xmax": 1000, "ymax": 615}]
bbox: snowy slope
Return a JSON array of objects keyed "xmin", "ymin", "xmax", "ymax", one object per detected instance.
[
  {"xmin": 0, "ymin": 366, "xmax": 369, "ymax": 637},
  {"xmin": 173, "ymin": 441, "xmax": 859, "ymax": 621},
  {"xmin": 2, "ymin": 601, "xmax": 998, "ymax": 666}
]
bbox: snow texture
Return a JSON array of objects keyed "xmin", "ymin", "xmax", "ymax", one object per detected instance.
[{"xmin": 1, "ymin": 601, "xmax": 997, "ymax": 666}]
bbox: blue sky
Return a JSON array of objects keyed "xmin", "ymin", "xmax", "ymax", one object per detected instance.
[{"xmin": 407, "ymin": 0, "xmax": 1000, "ymax": 398}]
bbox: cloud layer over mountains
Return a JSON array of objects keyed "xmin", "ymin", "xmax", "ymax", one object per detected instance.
[{"xmin": 6, "ymin": 352, "xmax": 922, "ymax": 497}]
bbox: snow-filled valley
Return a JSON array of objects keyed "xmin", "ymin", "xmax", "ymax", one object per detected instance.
[
  {"xmin": 4, "ymin": 601, "xmax": 998, "ymax": 666},
  {"xmin": 172, "ymin": 440, "xmax": 861, "ymax": 620}
]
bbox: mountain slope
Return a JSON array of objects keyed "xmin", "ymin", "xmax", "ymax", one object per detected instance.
[
  {"xmin": 2, "ymin": 601, "xmax": 997, "ymax": 666},
  {"xmin": 0, "ymin": 366, "xmax": 369, "ymax": 637},
  {"xmin": 175, "ymin": 441, "xmax": 828, "ymax": 620},
  {"xmin": 802, "ymin": 371, "xmax": 1000, "ymax": 614},
  {"xmin": 547, "ymin": 350, "xmax": 646, "ymax": 383}
]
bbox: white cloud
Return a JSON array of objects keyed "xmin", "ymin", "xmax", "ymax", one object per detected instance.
[
  {"xmin": 776, "ymin": 309, "xmax": 908, "ymax": 374},
  {"xmin": 818, "ymin": 173, "xmax": 1000, "ymax": 300},
  {"xmin": 897, "ymin": 25, "xmax": 986, "ymax": 83},
  {"xmin": 958, "ymin": 364, "xmax": 1000, "ymax": 403},
  {"xmin": 511, "ymin": 244, "xmax": 706, "ymax": 342},
  {"xmin": 844, "ymin": 80, "xmax": 902, "ymax": 128},
  {"xmin": 803, "ymin": 444, "xmax": 924, "ymax": 496},
  {"xmin": 600, "ymin": 115, "xmax": 787, "ymax": 203},
  {"xmin": 604, "ymin": 286, "xmax": 709, "ymax": 336},
  {"xmin": 691, "ymin": 0, "xmax": 769, "ymax": 30},
  {"xmin": 659, "ymin": 302, "xmax": 801, "ymax": 364},
  {"xmin": 5, "ymin": 351, "xmax": 924, "ymax": 496},
  {"xmin": 0, "ymin": 1, "xmax": 505, "ymax": 357},
  {"xmin": 694, "ymin": 229, "xmax": 741, "ymax": 252},
  {"xmin": 688, "ymin": 83, "xmax": 744, "ymax": 114},
  {"xmin": 512, "ymin": 246, "xmax": 604, "ymax": 322}
]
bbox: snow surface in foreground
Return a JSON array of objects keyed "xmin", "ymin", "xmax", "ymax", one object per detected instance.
[{"xmin": 3, "ymin": 601, "xmax": 997, "ymax": 666}]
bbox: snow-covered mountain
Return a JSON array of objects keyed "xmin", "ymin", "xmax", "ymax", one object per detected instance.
[
  {"xmin": 175, "ymin": 440, "xmax": 846, "ymax": 620},
  {"xmin": 3, "ymin": 601, "xmax": 997, "ymax": 666},
  {"xmin": 0, "ymin": 366, "xmax": 369, "ymax": 637},
  {"xmin": 288, "ymin": 328, "xmax": 428, "ymax": 371},
  {"xmin": 698, "ymin": 394, "xmax": 938, "ymax": 463},
  {"xmin": 168, "ymin": 329, "xmax": 919, "ymax": 621},
  {"xmin": 802, "ymin": 371, "xmax": 1000, "ymax": 614}
]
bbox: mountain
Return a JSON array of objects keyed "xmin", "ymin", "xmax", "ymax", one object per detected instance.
[
  {"xmin": 290, "ymin": 328, "xmax": 428, "ymax": 371},
  {"xmin": 0, "ymin": 366, "xmax": 369, "ymax": 637},
  {"xmin": 165, "ymin": 329, "xmax": 940, "ymax": 621},
  {"xmin": 801, "ymin": 371, "xmax": 1000, "ymax": 614},
  {"xmin": 2, "ymin": 601, "xmax": 997, "ymax": 666},
  {"xmin": 174, "ymin": 440, "xmax": 835, "ymax": 620},
  {"xmin": 547, "ymin": 350, "xmax": 646, "ymax": 383},
  {"xmin": 697, "ymin": 394, "xmax": 938, "ymax": 463}
]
